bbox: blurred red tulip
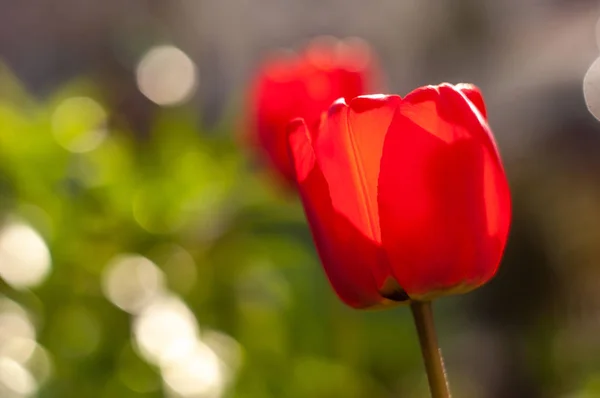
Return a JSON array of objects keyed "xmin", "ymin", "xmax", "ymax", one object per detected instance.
[
  {"xmin": 287, "ymin": 83, "xmax": 511, "ymax": 308},
  {"xmin": 245, "ymin": 37, "xmax": 381, "ymax": 184}
]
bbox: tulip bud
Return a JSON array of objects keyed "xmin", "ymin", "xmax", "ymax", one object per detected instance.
[
  {"xmin": 287, "ymin": 83, "xmax": 511, "ymax": 308},
  {"xmin": 245, "ymin": 37, "xmax": 381, "ymax": 185}
]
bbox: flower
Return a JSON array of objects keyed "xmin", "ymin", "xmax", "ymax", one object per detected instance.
[
  {"xmin": 287, "ymin": 83, "xmax": 511, "ymax": 308},
  {"xmin": 245, "ymin": 37, "xmax": 380, "ymax": 184}
]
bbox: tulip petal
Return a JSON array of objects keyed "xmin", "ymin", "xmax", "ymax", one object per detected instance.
[
  {"xmin": 313, "ymin": 95, "xmax": 402, "ymax": 291},
  {"xmin": 251, "ymin": 67, "xmax": 305, "ymax": 183},
  {"xmin": 287, "ymin": 119, "xmax": 393, "ymax": 308},
  {"xmin": 456, "ymin": 83, "xmax": 487, "ymax": 119},
  {"xmin": 378, "ymin": 84, "xmax": 510, "ymax": 299}
]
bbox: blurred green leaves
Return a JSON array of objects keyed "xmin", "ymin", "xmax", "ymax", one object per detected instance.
[{"xmin": 0, "ymin": 67, "xmax": 430, "ymax": 398}]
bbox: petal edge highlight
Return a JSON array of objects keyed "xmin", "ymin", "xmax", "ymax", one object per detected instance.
[{"xmin": 287, "ymin": 118, "xmax": 315, "ymax": 183}]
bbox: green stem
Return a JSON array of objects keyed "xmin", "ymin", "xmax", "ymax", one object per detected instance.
[{"xmin": 410, "ymin": 301, "xmax": 452, "ymax": 398}]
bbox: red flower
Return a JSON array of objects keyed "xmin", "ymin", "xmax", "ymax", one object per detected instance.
[
  {"xmin": 245, "ymin": 37, "xmax": 381, "ymax": 184},
  {"xmin": 287, "ymin": 83, "xmax": 511, "ymax": 308}
]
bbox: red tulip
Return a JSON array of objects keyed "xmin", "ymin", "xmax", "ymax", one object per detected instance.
[
  {"xmin": 287, "ymin": 83, "xmax": 511, "ymax": 308},
  {"xmin": 245, "ymin": 37, "xmax": 381, "ymax": 184}
]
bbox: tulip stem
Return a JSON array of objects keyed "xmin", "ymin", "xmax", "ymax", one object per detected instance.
[{"xmin": 410, "ymin": 301, "xmax": 451, "ymax": 398}]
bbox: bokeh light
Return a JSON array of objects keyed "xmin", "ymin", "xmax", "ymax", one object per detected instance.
[
  {"xmin": 583, "ymin": 56, "xmax": 600, "ymax": 122},
  {"xmin": 1, "ymin": 339, "xmax": 36, "ymax": 366},
  {"xmin": 0, "ymin": 298, "xmax": 51, "ymax": 397},
  {"xmin": 102, "ymin": 254, "xmax": 166, "ymax": 314},
  {"xmin": 133, "ymin": 295, "xmax": 200, "ymax": 365},
  {"xmin": 104, "ymin": 252, "xmax": 240, "ymax": 398},
  {"xmin": 23, "ymin": 345, "xmax": 52, "ymax": 388},
  {"xmin": 51, "ymin": 97, "xmax": 108, "ymax": 153},
  {"xmin": 0, "ymin": 357, "xmax": 36, "ymax": 397},
  {"xmin": 135, "ymin": 45, "xmax": 198, "ymax": 107},
  {"xmin": 0, "ymin": 299, "xmax": 36, "ymax": 361},
  {"xmin": 0, "ymin": 222, "xmax": 51, "ymax": 290},
  {"xmin": 161, "ymin": 342, "xmax": 224, "ymax": 398}
]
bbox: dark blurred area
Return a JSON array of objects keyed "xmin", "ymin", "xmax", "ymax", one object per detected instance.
[{"xmin": 1, "ymin": 1, "xmax": 600, "ymax": 397}]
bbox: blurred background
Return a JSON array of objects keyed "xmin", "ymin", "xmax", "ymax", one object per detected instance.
[{"xmin": 1, "ymin": 1, "xmax": 600, "ymax": 397}]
